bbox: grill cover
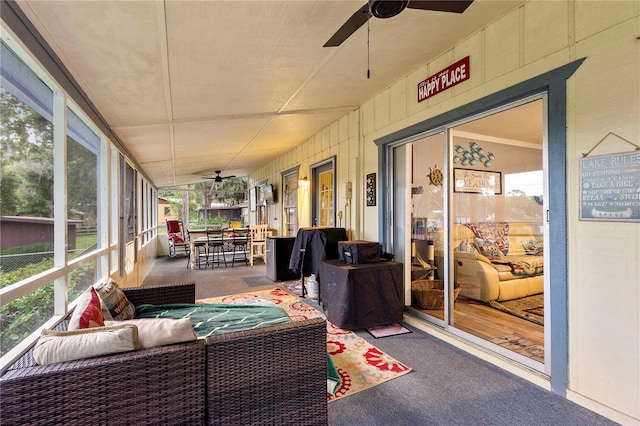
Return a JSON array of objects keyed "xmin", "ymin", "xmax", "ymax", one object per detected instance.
[{"xmin": 337, "ymin": 240, "xmax": 381, "ymax": 264}]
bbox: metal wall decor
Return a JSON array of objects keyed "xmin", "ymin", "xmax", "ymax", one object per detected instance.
[
  {"xmin": 453, "ymin": 141, "xmax": 494, "ymax": 167},
  {"xmin": 366, "ymin": 173, "xmax": 376, "ymax": 206},
  {"xmin": 428, "ymin": 165, "xmax": 443, "ymax": 186}
]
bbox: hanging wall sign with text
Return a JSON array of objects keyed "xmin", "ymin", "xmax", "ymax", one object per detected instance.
[
  {"xmin": 418, "ymin": 56, "xmax": 470, "ymax": 103},
  {"xmin": 580, "ymin": 151, "xmax": 640, "ymax": 222}
]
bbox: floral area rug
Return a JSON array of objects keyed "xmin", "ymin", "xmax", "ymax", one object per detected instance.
[{"xmin": 198, "ymin": 286, "xmax": 412, "ymax": 401}]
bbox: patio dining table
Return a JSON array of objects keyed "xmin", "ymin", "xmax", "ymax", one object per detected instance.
[{"xmin": 188, "ymin": 228, "xmax": 250, "ymax": 269}]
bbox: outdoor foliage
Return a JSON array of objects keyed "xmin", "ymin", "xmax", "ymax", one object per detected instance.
[
  {"xmin": 159, "ymin": 177, "xmax": 248, "ymax": 225},
  {"xmin": 0, "ymin": 258, "xmax": 94, "ymax": 357},
  {"xmin": 1, "ymin": 86, "xmax": 98, "ymax": 356},
  {"xmin": 0, "ymin": 88, "xmax": 54, "ymax": 217}
]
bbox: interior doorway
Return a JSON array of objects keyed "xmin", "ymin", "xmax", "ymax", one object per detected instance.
[{"xmin": 393, "ymin": 98, "xmax": 547, "ymax": 372}]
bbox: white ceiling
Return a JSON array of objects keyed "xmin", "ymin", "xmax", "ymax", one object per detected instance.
[{"xmin": 15, "ymin": 0, "xmax": 524, "ymax": 187}]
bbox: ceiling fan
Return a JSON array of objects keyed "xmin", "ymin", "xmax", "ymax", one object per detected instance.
[
  {"xmin": 202, "ymin": 170, "xmax": 236, "ymax": 183},
  {"xmin": 324, "ymin": 0, "xmax": 474, "ymax": 47}
]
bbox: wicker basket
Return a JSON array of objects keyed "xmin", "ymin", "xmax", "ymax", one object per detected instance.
[{"xmin": 411, "ymin": 280, "xmax": 461, "ymax": 310}]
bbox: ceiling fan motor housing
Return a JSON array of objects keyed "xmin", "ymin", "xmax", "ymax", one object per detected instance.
[{"xmin": 371, "ymin": 0, "xmax": 408, "ymax": 18}]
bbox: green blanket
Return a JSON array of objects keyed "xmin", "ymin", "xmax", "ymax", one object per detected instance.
[
  {"xmin": 135, "ymin": 303, "xmax": 291, "ymax": 338},
  {"xmin": 136, "ymin": 302, "xmax": 341, "ymax": 394}
]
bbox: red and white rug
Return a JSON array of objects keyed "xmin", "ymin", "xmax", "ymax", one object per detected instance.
[{"xmin": 199, "ymin": 287, "xmax": 412, "ymax": 401}]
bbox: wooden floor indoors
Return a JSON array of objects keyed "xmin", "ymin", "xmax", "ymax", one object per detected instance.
[{"xmin": 413, "ymin": 295, "xmax": 545, "ymax": 363}]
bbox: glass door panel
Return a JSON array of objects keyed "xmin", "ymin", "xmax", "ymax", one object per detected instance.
[
  {"xmin": 450, "ymin": 99, "xmax": 546, "ymax": 367},
  {"xmin": 282, "ymin": 171, "xmax": 299, "ymax": 236},
  {"xmin": 406, "ymin": 133, "xmax": 447, "ymax": 321},
  {"xmin": 312, "ymin": 159, "xmax": 335, "ymax": 227},
  {"xmin": 392, "ymin": 99, "xmax": 547, "ymax": 370}
]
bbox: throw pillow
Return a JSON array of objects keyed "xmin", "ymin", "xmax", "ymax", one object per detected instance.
[
  {"xmin": 522, "ymin": 239, "xmax": 544, "ymax": 255},
  {"xmin": 94, "ymin": 278, "xmax": 136, "ymax": 321},
  {"xmin": 456, "ymin": 239, "xmax": 477, "ymax": 253},
  {"xmin": 168, "ymin": 233, "xmax": 184, "ymax": 244},
  {"xmin": 465, "ymin": 222, "xmax": 510, "ymax": 255},
  {"xmin": 33, "ymin": 324, "xmax": 140, "ymax": 365},
  {"xmin": 68, "ymin": 287, "xmax": 105, "ymax": 330},
  {"xmin": 104, "ymin": 318, "xmax": 196, "ymax": 349},
  {"xmin": 474, "ymin": 239, "xmax": 504, "ymax": 259}
]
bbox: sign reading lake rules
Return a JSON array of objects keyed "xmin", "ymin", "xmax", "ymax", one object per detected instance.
[
  {"xmin": 418, "ymin": 56, "xmax": 470, "ymax": 102},
  {"xmin": 580, "ymin": 151, "xmax": 640, "ymax": 222}
]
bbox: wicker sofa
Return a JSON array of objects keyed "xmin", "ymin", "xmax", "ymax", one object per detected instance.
[
  {"xmin": 451, "ymin": 222, "xmax": 544, "ymax": 302},
  {"xmin": 0, "ymin": 283, "xmax": 328, "ymax": 426}
]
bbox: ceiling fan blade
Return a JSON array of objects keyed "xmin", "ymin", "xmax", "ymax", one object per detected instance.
[
  {"xmin": 323, "ymin": 3, "xmax": 371, "ymax": 47},
  {"xmin": 407, "ymin": 0, "xmax": 474, "ymax": 14},
  {"xmin": 221, "ymin": 175, "xmax": 236, "ymax": 180}
]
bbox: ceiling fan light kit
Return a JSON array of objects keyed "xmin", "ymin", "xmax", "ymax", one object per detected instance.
[
  {"xmin": 202, "ymin": 170, "xmax": 236, "ymax": 183},
  {"xmin": 324, "ymin": 0, "xmax": 474, "ymax": 47},
  {"xmin": 370, "ymin": 0, "xmax": 409, "ymax": 19}
]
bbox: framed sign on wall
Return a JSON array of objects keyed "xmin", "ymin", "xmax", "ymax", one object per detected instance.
[
  {"xmin": 453, "ymin": 168, "xmax": 502, "ymax": 194},
  {"xmin": 579, "ymin": 151, "xmax": 640, "ymax": 222}
]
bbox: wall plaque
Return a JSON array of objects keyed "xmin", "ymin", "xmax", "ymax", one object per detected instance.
[
  {"xmin": 453, "ymin": 168, "xmax": 502, "ymax": 194},
  {"xmin": 366, "ymin": 173, "xmax": 376, "ymax": 206},
  {"xmin": 418, "ymin": 56, "xmax": 470, "ymax": 102},
  {"xmin": 580, "ymin": 151, "xmax": 640, "ymax": 221}
]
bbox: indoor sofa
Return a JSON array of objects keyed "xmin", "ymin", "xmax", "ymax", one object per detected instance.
[
  {"xmin": 0, "ymin": 283, "xmax": 328, "ymax": 426},
  {"xmin": 451, "ymin": 222, "xmax": 544, "ymax": 302}
]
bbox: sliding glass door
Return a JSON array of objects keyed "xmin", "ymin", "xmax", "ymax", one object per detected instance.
[{"xmin": 392, "ymin": 98, "xmax": 548, "ymax": 372}]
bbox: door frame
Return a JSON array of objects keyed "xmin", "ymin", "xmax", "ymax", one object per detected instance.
[
  {"xmin": 374, "ymin": 59, "xmax": 585, "ymax": 396},
  {"xmin": 310, "ymin": 156, "xmax": 336, "ymax": 227}
]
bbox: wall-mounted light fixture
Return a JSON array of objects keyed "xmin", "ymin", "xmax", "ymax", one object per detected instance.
[{"xmin": 299, "ymin": 176, "xmax": 309, "ymax": 190}]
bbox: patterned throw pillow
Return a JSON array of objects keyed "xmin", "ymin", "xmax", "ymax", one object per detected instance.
[
  {"xmin": 522, "ymin": 239, "xmax": 544, "ymax": 255},
  {"xmin": 68, "ymin": 287, "xmax": 105, "ymax": 330},
  {"xmin": 456, "ymin": 239, "xmax": 477, "ymax": 253},
  {"xmin": 474, "ymin": 239, "xmax": 504, "ymax": 259},
  {"xmin": 465, "ymin": 222, "xmax": 510, "ymax": 255},
  {"xmin": 94, "ymin": 279, "xmax": 136, "ymax": 321}
]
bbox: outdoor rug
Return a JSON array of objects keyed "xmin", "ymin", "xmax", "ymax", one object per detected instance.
[
  {"xmin": 489, "ymin": 294, "xmax": 544, "ymax": 326},
  {"xmin": 198, "ymin": 287, "xmax": 412, "ymax": 401},
  {"xmin": 242, "ymin": 275, "xmax": 275, "ymax": 287}
]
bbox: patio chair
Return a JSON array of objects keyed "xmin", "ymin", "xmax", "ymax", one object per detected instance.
[
  {"xmin": 249, "ymin": 224, "xmax": 269, "ymax": 266},
  {"xmin": 167, "ymin": 220, "xmax": 191, "ymax": 267},
  {"xmin": 207, "ymin": 228, "xmax": 227, "ymax": 268},
  {"xmin": 230, "ymin": 229, "xmax": 249, "ymax": 267},
  {"xmin": 193, "ymin": 232, "xmax": 209, "ymax": 269}
]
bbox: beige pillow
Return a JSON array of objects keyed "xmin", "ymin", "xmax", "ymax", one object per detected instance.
[
  {"xmin": 33, "ymin": 324, "xmax": 140, "ymax": 365},
  {"xmin": 105, "ymin": 318, "xmax": 196, "ymax": 349}
]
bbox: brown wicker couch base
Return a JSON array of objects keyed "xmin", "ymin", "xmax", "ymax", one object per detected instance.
[
  {"xmin": 1, "ymin": 283, "xmax": 329, "ymax": 426},
  {"xmin": 206, "ymin": 318, "xmax": 328, "ymax": 425},
  {"xmin": 0, "ymin": 283, "xmax": 205, "ymax": 426}
]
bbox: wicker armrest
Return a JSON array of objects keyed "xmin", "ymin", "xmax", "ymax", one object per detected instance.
[
  {"xmin": 206, "ymin": 318, "xmax": 328, "ymax": 425},
  {"xmin": 1, "ymin": 340, "xmax": 206, "ymax": 426},
  {"xmin": 123, "ymin": 282, "xmax": 195, "ymax": 306}
]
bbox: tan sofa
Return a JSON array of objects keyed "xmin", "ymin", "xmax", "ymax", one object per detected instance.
[{"xmin": 452, "ymin": 222, "xmax": 544, "ymax": 302}]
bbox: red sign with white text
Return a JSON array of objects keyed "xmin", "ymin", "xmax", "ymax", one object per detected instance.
[{"xmin": 418, "ymin": 56, "xmax": 470, "ymax": 102}]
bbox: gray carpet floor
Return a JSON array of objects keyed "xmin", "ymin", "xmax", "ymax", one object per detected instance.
[{"xmin": 144, "ymin": 255, "xmax": 617, "ymax": 426}]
